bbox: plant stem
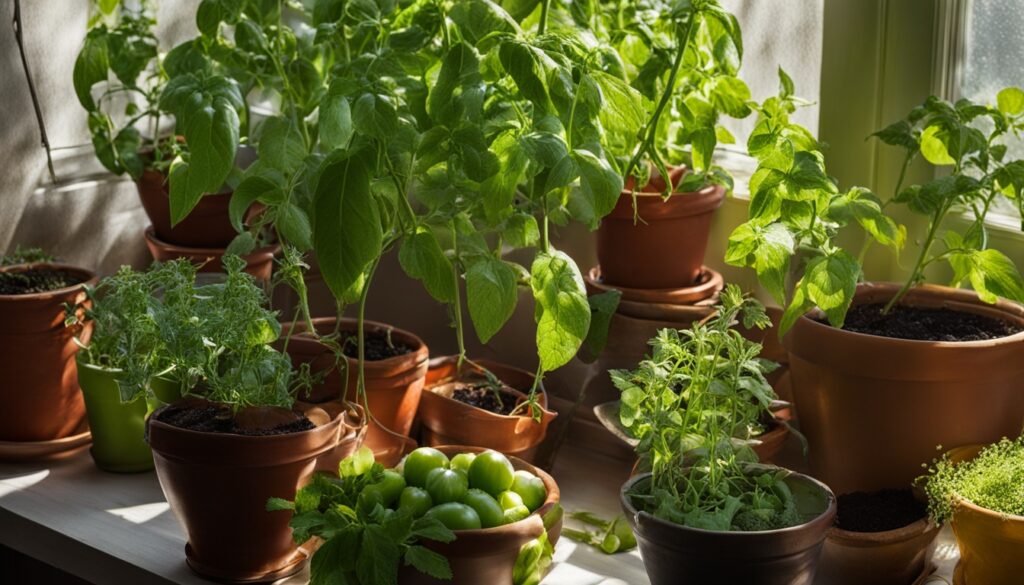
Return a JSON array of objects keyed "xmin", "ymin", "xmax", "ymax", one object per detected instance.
[
  {"xmin": 356, "ymin": 257, "xmax": 382, "ymax": 402},
  {"xmin": 449, "ymin": 221, "xmax": 468, "ymax": 369},
  {"xmin": 883, "ymin": 202, "xmax": 949, "ymax": 313},
  {"xmin": 538, "ymin": 0, "xmax": 551, "ymax": 35},
  {"xmin": 13, "ymin": 0, "xmax": 56, "ymax": 183}
]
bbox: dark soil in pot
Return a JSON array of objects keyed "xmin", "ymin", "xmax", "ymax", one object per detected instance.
[
  {"xmin": 155, "ymin": 404, "xmax": 315, "ymax": 436},
  {"xmin": 450, "ymin": 383, "xmax": 521, "ymax": 416},
  {"xmin": 837, "ymin": 303, "xmax": 1022, "ymax": 342},
  {"xmin": 0, "ymin": 267, "xmax": 87, "ymax": 294},
  {"xmin": 336, "ymin": 329, "xmax": 414, "ymax": 360},
  {"xmin": 835, "ymin": 489, "xmax": 927, "ymax": 533}
]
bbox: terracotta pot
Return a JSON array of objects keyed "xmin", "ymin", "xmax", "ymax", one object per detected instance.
[
  {"xmin": 293, "ymin": 400, "xmax": 369, "ymax": 474},
  {"xmin": 586, "ymin": 265, "xmax": 724, "ymax": 305},
  {"xmin": 419, "ymin": 357, "xmax": 556, "ymax": 463},
  {"xmin": 398, "ymin": 445, "xmax": 562, "ymax": 585},
  {"xmin": 596, "ymin": 167, "xmax": 725, "ymax": 289},
  {"xmin": 76, "ymin": 358, "xmax": 158, "ymax": 473},
  {"xmin": 786, "ymin": 283, "xmax": 1024, "ymax": 494},
  {"xmin": 943, "ymin": 444, "xmax": 1024, "ymax": 585},
  {"xmin": 622, "ymin": 470, "xmax": 836, "ymax": 585},
  {"xmin": 816, "ymin": 498, "xmax": 940, "ymax": 585},
  {"xmin": 144, "ymin": 226, "xmax": 280, "ymax": 281},
  {"xmin": 147, "ymin": 401, "xmax": 344, "ymax": 582},
  {"xmin": 278, "ymin": 318, "xmax": 429, "ymax": 459},
  {"xmin": 0, "ymin": 263, "xmax": 96, "ymax": 443},
  {"xmin": 136, "ymin": 168, "xmax": 238, "ymax": 248}
]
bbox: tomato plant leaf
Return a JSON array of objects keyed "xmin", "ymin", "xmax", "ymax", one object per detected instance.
[
  {"xmin": 403, "ymin": 546, "xmax": 452, "ymax": 581},
  {"xmin": 531, "ymin": 250, "xmax": 591, "ymax": 372},
  {"xmin": 398, "ymin": 227, "xmax": 456, "ymax": 304},
  {"xmin": 465, "ymin": 258, "xmax": 519, "ymax": 343}
]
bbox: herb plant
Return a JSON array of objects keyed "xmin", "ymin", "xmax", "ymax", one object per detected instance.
[
  {"xmin": 562, "ymin": 511, "xmax": 637, "ymax": 554},
  {"xmin": 613, "ymin": 285, "xmax": 800, "ymax": 531},
  {"xmin": 871, "ymin": 88, "xmax": 1024, "ymax": 310},
  {"xmin": 920, "ymin": 436, "xmax": 1024, "ymax": 523},
  {"xmin": 0, "ymin": 246, "xmax": 54, "ymax": 266}
]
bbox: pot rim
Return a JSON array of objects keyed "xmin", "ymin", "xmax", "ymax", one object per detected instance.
[
  {"xmin": 424, "ymin": 381, "xmax": 555, "ymax": 422},
  {"xmin": 282, "ymin": 316, "xmax": 430, "ymax": 372},
  {"xmin": 826, "ymin": 515, "xmax": 939, "ymax": 545},
  {"xmin": 147, "ymin": 400, "xmax": 341, "ymax": 444},
  {"xmin": 790, "ymin": 282, "xmax": 1024, "ymax": 349},
  {"xmin": 0, "ymin": 263, "xmax": 97, "ymax": 300},
  {"xmin": 430, "ymin": 445, "xmax": 560, "ymax": 538},
  {"xmin": 585, "ymin": 265, "xmax": 723, "ymax": 304},
  {"xmin": 144, "ymin": 225, "xmax": 281, "ymax": 258},
  {"xmin": 621, "ymin": 470, "xmax": 837, "ymax": 538}
]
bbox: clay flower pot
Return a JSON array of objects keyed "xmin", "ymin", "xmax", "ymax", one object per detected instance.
[
  {"xmin": 621, "ymin": 471, "xmax": 836, "ymax": 585},
  {"xmin": 786, "ymin": 283, "xmax": 1024, "ymax": 494},
  {"xmin": 294, "ymin": 400, "xmax": 369, "ymax": 474},
  {"xmin": 398, "ymin": 445, "xmax": 562, "ymax": 585},
  {"xmin": 144, "ymin": 226, "xmax": 280, "ymax": 281},
  {"xmin": 419, "ymin": 357, "xmax": 556, "ymax": 463},
  {"xmin": 136, "ymin": 168, "xmax": 238, "ymax": 248},
  {"xmin": 816, "ymin": 498, "xmax": 940, "ymax": 585},
  {"xmin": 147, "ymin": 401, "xmax": 345, "ymax": 582},
  {"xmin": 586, "ymin": 265, "xmax": 724, "ymax": 305},
  {"xmin": 942, "ymin": 444, "xmax": 1024, "ymax": 585},
  {"xmin": 278, "ymin": 317, "xmax": 428, "ymax": 459},
  {"xmin": 0, "ymin": 263, "xmax": 96, "ymax": 443},
  {"xmin": 76, "ymin": 358, "xmax": 160, "ymax": 473},
  {"xmin": 596, "ymin": 166, "xmax": 725, "ymax": 289}
]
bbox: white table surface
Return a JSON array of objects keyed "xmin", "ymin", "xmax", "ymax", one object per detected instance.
[{"xmin": 0, "ymin": 442, "xmax": 959, "ymax": 584}]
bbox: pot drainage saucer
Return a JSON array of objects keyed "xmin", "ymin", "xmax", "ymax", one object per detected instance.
[
  {"xmin": 0, "ymin": 419, "xmax": 91, "ymax": 462},
  {"xmin": 185, "ymin": 542, "xmax": 309, "ymax": 583}
]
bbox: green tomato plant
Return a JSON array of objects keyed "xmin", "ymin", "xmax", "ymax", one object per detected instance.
[
  {"xmin": 871, "ymin": 87, "xmax": 1024, "ymax": 311},
  {"xmin": 613, "ymin": 285, "xmax": 802, "ymax": 531}
]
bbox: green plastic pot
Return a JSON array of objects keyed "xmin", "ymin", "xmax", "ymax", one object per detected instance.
[{"xmin": 76, "ymin": 358, "xmax": 163, "ymax": 473}]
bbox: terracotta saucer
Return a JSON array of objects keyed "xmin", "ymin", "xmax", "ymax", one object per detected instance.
[
  {"xmin": 0, "ymin": 419, "xmax": 91, "ymax": 462},
  {"xmin": 585, "ymin": 265, "xmax": 724, "ymax": 305},
  {"xmin": 185, "ymin": 542, "xmax": 308, "ymax": 583}
]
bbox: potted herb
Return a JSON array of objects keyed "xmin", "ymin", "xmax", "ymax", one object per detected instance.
[
  {"xmin": 74, "ymin": 1, "xmax": 251, "ymax": 249},
  {"xmin": 727, "ymin": 84, "xmax": 1024, "ymax": 493},
  {"xmin": 591, "ymin": 0, "xmax": 751, "ymax": 290},
  {"xmin": 270, "ymin": 445, "xmax": 562, "ymax": 585},
  {"xmin": 919, "ymin": 437, "xmax": 1024, "ymax": 584},
  {"xmin": 0, "ymin": 247, "xmax": 96, "ymax": 448},
  {"xmin": 67, "ymin": 263, "xmax": 185, "ymax": 472},
  {"xmin": 816, "ymin": 489, "xmax": 940, "ymax": 585},
  {"xmin": 615, "ymin": 286, "xmax": 835, "ymax": 584},
  {"xmin": 144, "ymin": 256, "xmax": 361, "ymax": 581}
]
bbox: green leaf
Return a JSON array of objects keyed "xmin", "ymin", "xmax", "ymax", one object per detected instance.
[
  {"xmin": 98, "ymin": 0, "xmax": 120, "ymax": 14},
  {"xmin": 872, "ymin": 120, "xmax": 918, "ymax": 151},
  {"xmin": 398, "ymin": 227, "xmax": 456, "ymax": 304},
  {"xmin": 920, "ymin": 124, "xmax": 956, "ymax": 166},
  {"xmin": 352, "ymin": 93, "xmax": 399, "ymax": 140},
  {"xmin": 448, "ymin": 0, "xmax": 520, "ymax": 48},
  {"xmin": 230, "ymin": 172, "xmax": 284, "ymax": 232},
  {"xmin": 782, "ymin": 250, "xmax": 860, "ymax": 332},
  {"xmin": 313, "ymin": 152, "xmax": 382, "ymax": 303},
  {"xmin": 356, "ymin": 525, "xmax": 400, "ymax": 585},
  {"xmin": 578, "ymin": 291, "xmax": 621, "ymax": 364},
  {"xmin": 948, "ymin": 247, "xmax": 1024, "ymax": 304},
  {"xmin": 258, "ymin": 117, "xmax": 307, "ymax": 174},
  {"xmin": 499, "ymin": 40, "xmax": 552, "ymax": 110},
  {"xmin": 778, "ymin": 67, "xmax": 795, "ymax": 99},
  {"xmin": 481, "ymin": 131, "xmax": 529, "ymax": 222},
  {"xmin": 225, "ymin": 232, "xmax": 256, "ymax": 256},
  {"xmin": 428, "ymin": 42, "xmax": 484, "ymax": 126},
  {"xmin": 466, "ymin": 258, "xmax": 519, "ymax": 343},
  {"xmin": 531, "ymin": 250, "xmax": 591, "ymax": 372},
  {"xmin": 404, "ymin": 546, "xmax": 452, "ymax": 581},
  {"xmin": 503, "ymin": 214, "xmax": 540, "ymax": 248},
  {"xmin": 513, "ymin": 533, "xmax": 552, "ymax": 585},
  {"xmin": 320, "ymin": 93, "xmax": 354, "ymax": 150},
  {"xmin": 277, "ymin": 202, "xmax": 313, "ymax": 251},
  {"xmin": 310, "ymin": 526, "xmax": 360, "ymax": 585},
  {"xmin": 725, "ymin": 222, "xmax": 794, "ymax": 303},
  {"xmin": 826, "ymin": 187, "xmax": 906, "ymax": 250},
  {"xmin": 711, "ymin": 76, "xmax": 752, "ymax": 118},
  {"xmin": 568, "ymin": 149, "xmax": 623, "ymax": 229},
  {"xmin": 410, "ymin": 515, "xmax": 456, "ymax": 543},
  {"xmin": 74, "ymin": 31, "xmax": 109, "ymax": 110},
  {"xmin": 163, "ymin": 41, "xmax": 210, "ymax": 78},
  {"xmin": 997, "ymin": 87, "xmax": 1024, "ymax": 116},
  {"xmin": 266, "ymin": 497, "xmax": 294, "ymax": 511}
]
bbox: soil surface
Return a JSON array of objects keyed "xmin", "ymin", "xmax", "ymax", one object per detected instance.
[
  {"xmin": 838, "ymin": 303, "xmax": 1022, "ymax": 342},
  {"xmin": 451, "ymin": 384, "xmax": 521, "ymax": 416},
  {"xmin": 340, "ymin": 329, "xmax": 413, "ymax": 360},
  {"xmin": 0, "ymin": 268, "xmax": 85, "ymax": 295},
  {"xmin": 835, "ymin": 489, "xmax": 927, "ymax": 532},
  {"xmin": 155, "ymin": 405, "xmax": 314, "ymax": 436}
]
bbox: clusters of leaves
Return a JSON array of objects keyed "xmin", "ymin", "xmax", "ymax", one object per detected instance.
[
  {"xmin": 267, "ymin": 447, "xmax": 456, "ymax": 585},
  {"xmin": 0, "ymin": 246, "xmax": 55, "ymax": 266},
  {"xmin": 920, "ymin": 435, "xmax": 1024, "ymax": 523},
  {"xmin": 725, "ymin": 73, "xmax": 905, "ymax": 334},
  {"xmin": 68, "ymin": 257, "xmax": 302, "ymax": 408},
  {"xmin": 612, "ymin": 285, "xmax": 800, "ymax": 531},
  {"xmin": 872, "ymin": 87, "xmax": 1024, "ymax": 310},
  {"xmin": 562, "ymin": 511, "xmax": 637, "ymax": 554}
]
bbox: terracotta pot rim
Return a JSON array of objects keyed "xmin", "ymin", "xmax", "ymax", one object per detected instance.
[
  {"xmin": 585, "ymin": 265, "xmax": 723, "ymax": 304},
  {"xmin": 790, "ymin": 282, "xmax": 1024, "ymax": 349},
  {"xmin": 425, "ymin": 381, "xmax": 554, "ymax": 421},
  {"xmin": 282, "ymin": 317, "xmax": 429, "ymax": 371},
  {"xmin": 0, "ymin": 263, "xmax": 97, "ymax": 300},
  {"xmin": 609, "ymin": 183, "xmax": 726, "ymax": 220},
  {"xmin": 430, "ymin": 445, "xmax": 560, "ymax": 537},
  {"xmin": 622, "ymin": 470, "xmax": 837, "ymax": 537},
  {"xmin": 147, "ymin": 401, "xmax": 339, "ymax": 444},
  {"xmin": 144, "ymin": 226, "xmax": 281, "ymax": 257},
  {"xmin": 826, "ymin": 516, "xmax": 938, "ymax": 545}
]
